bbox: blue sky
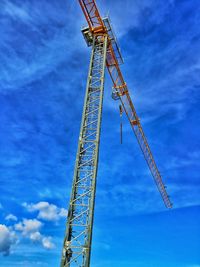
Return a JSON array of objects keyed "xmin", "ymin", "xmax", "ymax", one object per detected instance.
[{"xmin": 0, "ymin": 0, "xmax": 200, "ymax": 266}]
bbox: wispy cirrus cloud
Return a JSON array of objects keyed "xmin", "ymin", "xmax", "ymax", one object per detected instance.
[
  {"xmin": 0, "ymin": 0, "xmax": 85, "ymax": 92},
  {"xmin": 3, "ymin": 1, "xmax": 31, "ymax": 22}
]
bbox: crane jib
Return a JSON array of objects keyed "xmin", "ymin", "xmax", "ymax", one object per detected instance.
[{"xmin": 79, "ymin": 0, "xmax": 172, "ymax": 209}]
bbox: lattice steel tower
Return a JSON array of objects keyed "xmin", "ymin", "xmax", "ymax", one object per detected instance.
[{"xmin": 60, "ymin": 1, "xmax": 172, "ymax": 267}]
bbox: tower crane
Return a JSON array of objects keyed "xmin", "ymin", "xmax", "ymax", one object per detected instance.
[{"xmin": 60, "ymin": 1, "xmax": 172, "ymax": 266}]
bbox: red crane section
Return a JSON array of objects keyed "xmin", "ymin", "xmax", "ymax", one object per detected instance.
[{"xmin": 79, "ymin": 0, "xmax": 105, "ymax": 33}]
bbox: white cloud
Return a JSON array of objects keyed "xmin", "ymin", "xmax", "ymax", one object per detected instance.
[
  {"xmin": 23, "ymin": 201, "xmax": 67, "ymax": 222},
  {"xmin": 15, "ymin": 219, "xmax": 42, "ymax": 236},
  {"xmin": 13, "ymin": 203, "xmax": 63, "ymax": 250},
  {"xmin": 0, "ymin": 224, "xmax": 16, "ymax": 256},
  {"xmin": 29, "ymin": 232, "xmax": 54, "ymax": 250},
  {"xmin": 30, "ymin": 231, "xmax": 42, "ymax": 242},
  {"xmin": 5, "ymin": 214, "xmax": 18, "ymax": 222},
  {"xmin": 59, "ymin": 208, "xmax": 68, "ymax": 218},
  {"xmin": 42, "ymin": 236, "xmax": 55, "ymax": 250},
  {"xmin": 14, "ymin": 219, "xmax": 55, "ymax": 250}
]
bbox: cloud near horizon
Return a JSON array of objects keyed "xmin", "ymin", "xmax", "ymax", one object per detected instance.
[{"xmin": 0, "ymin": 224, "xmax": 16, "ymax": 256}]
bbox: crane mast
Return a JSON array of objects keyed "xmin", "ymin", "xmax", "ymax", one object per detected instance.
[
  {"xmin": 60, "ymin": 1, "xmax": 172, "ymax": 266},
  {"xmin": 60, "ymin": 33, "xmax": 108, "ymax": 267}
]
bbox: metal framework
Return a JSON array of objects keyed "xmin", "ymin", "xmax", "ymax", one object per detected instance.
[
  {"xmin": 79, "ymin": 0, "xmax": 105, "ymax": 33},
  {"xmin": 60, "ymin": 34, "xmax": 108, "ymax": 267},
  {"xmin": 60, "ymin": 1, "xmax": 172, "ymax": 267}
]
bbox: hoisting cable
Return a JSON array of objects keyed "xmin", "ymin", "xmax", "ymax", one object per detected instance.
[{"xmin": 119, "ymin": 104, "xmax": 123, "ymax": 144}]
